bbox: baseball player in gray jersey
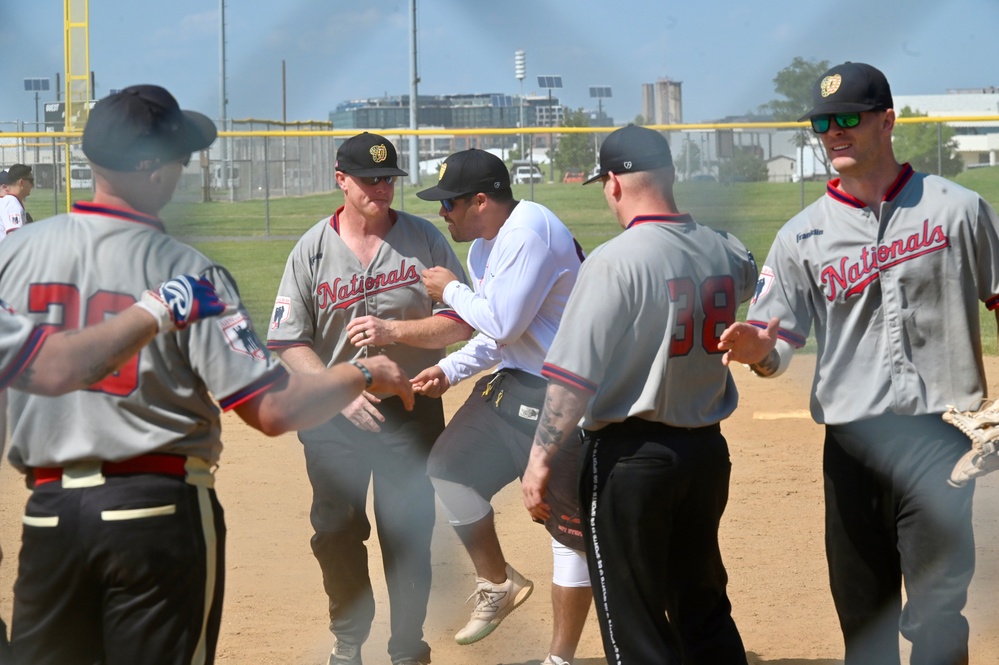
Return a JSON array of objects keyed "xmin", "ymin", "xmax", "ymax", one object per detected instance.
[
  {"xmin": 719, "ymin": 62, "xmax": 999, "ymax": 665},
  {"xmin": 523, "ymin": 124, "xmax": 755, "ymax": 665},
  {"xmin": 0, "ymin": 86, "xmax": 414, "ymax": 665},
  {"xmin": 0, "ymin": 277, "xmax": 225, "ymax": 658},
  {"xmin": 411, "ymin": 149, "xmax": 590, "ymax": 665},
  {"xmin": 266, "ymin": 132, "xmax": 472, "ymax": 665}
]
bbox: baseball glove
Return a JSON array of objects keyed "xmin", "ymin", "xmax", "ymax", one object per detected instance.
[{"xmin": 943, "ymin": 400, "xmax": 999, "ymax": 488}]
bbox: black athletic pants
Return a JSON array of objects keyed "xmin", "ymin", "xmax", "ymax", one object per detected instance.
[
  {"xmin": 10, "ymin": 473, "xmax": 225, "ymax": 665},
  {"xmin": 824, "ymin": 414, "xmax": 974, "ymax": 665},
  {"xmin": 300, "ymin": 395, "xmax": 441, "ymax": 665},
  {"xmin": 580, "ymin": 418, "xmax": 747, "ymax": 665}
]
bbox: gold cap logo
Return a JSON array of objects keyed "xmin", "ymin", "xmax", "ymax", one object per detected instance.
[
  {"xmin": 370, "ymin": 144, "xmax": 388, "ymax": 163},
  {"xmin": 820, "ymin": 74, "xmax": 842, "ymax": 98},
  {"xmin": 438, "ymin": 163, "xmax": 447, "ymax": 181}
]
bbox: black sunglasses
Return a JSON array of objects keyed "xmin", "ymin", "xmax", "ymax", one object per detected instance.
[
  {"xmin": 810, "ymin": 112, "xmax": 862, "ymax": 134},
  {"xmin": 355, "ymin": 175, "xmax": 396, "ymax": 186},
  {"xmin": 441, "ymin": 193, "xmax": 475, "ymax": 212}
]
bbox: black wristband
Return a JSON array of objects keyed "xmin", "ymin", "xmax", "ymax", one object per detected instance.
[{"xmin": 348, "ymin": 359, "xmax": 374, "ymax": 389}]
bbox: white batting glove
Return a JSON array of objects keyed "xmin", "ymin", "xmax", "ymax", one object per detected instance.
[{"xmin": 138, "ymin": 274, "xmax": 227, "ymax": 333}]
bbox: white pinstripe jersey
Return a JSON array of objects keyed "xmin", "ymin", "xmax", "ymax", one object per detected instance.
[
  {"xmin": 747, "ymin": 165, "xmax": 999, "ymax": 424},
  {"xmin": 543, "ymin": 214, "xmax": 758, "ymax": 430},
  {"xmin": 0, "ymin": 202, "xmax": 287, "ymax": 470},
  {"xmin": 266, "ymin": 207, "xmax": 468, "ymax": 379}
]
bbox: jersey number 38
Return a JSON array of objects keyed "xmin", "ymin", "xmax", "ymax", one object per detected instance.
[{"xmin": 667, "ymin": 275, "xmax": 736, "ymax": 357}]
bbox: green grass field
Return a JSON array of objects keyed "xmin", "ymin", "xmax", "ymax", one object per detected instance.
[{"xmin": 24, "ymin": 167, "xmax": 999, "ymax": 354}]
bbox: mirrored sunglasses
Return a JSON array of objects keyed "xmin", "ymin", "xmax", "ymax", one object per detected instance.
[{"xmin": 810, "ymin": 112, "xmax": 862, "ymax": 134}]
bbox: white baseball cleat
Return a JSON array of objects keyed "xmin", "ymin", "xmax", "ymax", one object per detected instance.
[
  {"xmin": 328, "ymin": 639, "xmax": 362, "ymax": 665},
  {"xmin": 454, "ymin": 563, "xmax": 534, "ymax": 645},
  {"xmin": 542, "ymin": 654, "xmax": 571, "ymax": 665},
  {"xmin": 949, "ymin": 446, "xmax": 999, "ymax": 488}
]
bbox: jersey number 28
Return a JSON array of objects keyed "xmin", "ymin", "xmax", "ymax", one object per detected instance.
[
  {"xmin": 667, "ymin": 275, "xmax": 736, "ymax": 356},
  {"xmin": 29, "ymin": 284, "xmax": 139, "ymax": 396}
]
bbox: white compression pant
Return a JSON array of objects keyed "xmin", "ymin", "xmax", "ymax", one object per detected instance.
[
  {"xmin": 431, "ymin": 477, "xmax": 493, "ymax": 525},
  {"xmin": 433, "ymin": 477, "xmax": 591, "ymax": 588},
  {"xmin": 552, "ymin": 537, "xmax": 591, "ymax": 588}
]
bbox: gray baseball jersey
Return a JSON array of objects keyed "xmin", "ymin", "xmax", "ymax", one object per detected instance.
[
  {"xmin": 747, "ymin": 165, "xmax": 999, "ymax": 425},
  {"xmin": 543, "ymin": 214, "xmax": 758, "ymax": 430},
  {"xmin": 0, "ymin": 201, "xmax": 287, "ymax": 470},
  {"xmin": 266, "ymin": 206, "xmax": 467, "ymax": 378}
]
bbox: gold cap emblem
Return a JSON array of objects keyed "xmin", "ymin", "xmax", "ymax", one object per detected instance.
[
  {"xmin": 369, "ymin": 144, "xmax": 388, "ymax": 163},
  {"xmin": 820, "ymin": 74, "xmax": 842, "ymax": 98},
  {"xmin": 438, "ymin": 163, "xmax": 448, "ymax": 181}
]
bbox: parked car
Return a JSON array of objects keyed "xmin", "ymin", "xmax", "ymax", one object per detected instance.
[
  {"xmin": 562, "ymin": 170, "xmax": 585, "ymax": 184},
  {"xmin": 511, "ymin": 164, "xmax": 543, "ymax": 184}
]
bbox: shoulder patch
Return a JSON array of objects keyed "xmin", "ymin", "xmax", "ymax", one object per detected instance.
[
  {"xmin": 271, "ymin": 296, "xmax": 291, "ymax": 331},
  {"xmin": 219, "ymin": 312, "xmax": 267, "ymax": 361},
  {"xmin": 752, "ymin": 266, "xmax": 775, "ymax": 305}
]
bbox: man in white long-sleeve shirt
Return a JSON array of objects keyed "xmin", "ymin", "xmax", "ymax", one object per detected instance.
[{"xmin": 414, "ymin": 149, "xmax": 590, "ymax": 665}]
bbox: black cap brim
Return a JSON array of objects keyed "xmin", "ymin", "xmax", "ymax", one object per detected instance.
[
  {"xmin": 337, "ymin": 166, "xmax": 409, "ymax": 177},
  {"xmin": 798, "ymin": 102, "xmax": 880, "ymax": 121},
  {"xmin": 581, "ymin": 171, "xmax": 605, "ymax": 185},
  {"xmin": 415, "ymin": 184, "xmax": 469, "ymax": 201}
]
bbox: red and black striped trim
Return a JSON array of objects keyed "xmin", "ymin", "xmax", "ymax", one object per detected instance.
[
  {"xmin": 626, "ymin": 213, "xmax": 693, "ymax": 229},
  {"xmin": 0, "ymin": 326, "xmax": 49, "ymax": 390},
  {"xmin": 825, "ymin": 163, "xmax": 914, "ymax": 208},
  {"xmin": 541, "ymin": 363, "xmax": 597, "ymax": 394},
  {"xmin": 747, "ymin": 319, "xmax": 806, "ymax": 348},
  {"xmin": 218, "ymin": 365, "xmax": 289, "ymax": 411},
  {"xmin": 71, "ymin": 201, "xmax": 165, "ymax": 232}
]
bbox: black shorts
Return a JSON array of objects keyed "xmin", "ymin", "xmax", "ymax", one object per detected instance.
[{"xmin": 428, "ymin": 369, "xmax": 584, "ymax": 551}]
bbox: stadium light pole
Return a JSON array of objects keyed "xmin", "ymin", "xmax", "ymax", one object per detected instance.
[
  {"xmin": 409, "ymin": 0, "xmax": 420, "ymax": 189},
  {"xmin": 538, "ymin": 75, "xmax": 562, "ymax": 184},
  {"xmin": 24, "ymin": 78, "xmax": 51, "ymax": 162},
  {"xmin": 515, "ymin": 50, "xmax": 526, "ymax": 158},
  {"xmin": 589, "ymin": 86, "xmax": 611, "ymax": 172}
]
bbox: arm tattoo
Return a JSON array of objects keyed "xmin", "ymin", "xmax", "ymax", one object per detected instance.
[
  {"xmin": 749, "ymin": 348, "xmax": 780, "ymax": 377},
  {"xmin": 536, "ymin": 394, "xmax": 569, "ymax": 454}
]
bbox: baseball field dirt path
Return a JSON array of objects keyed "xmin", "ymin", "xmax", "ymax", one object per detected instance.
[{"xmin": 2, "ymin": 354, "xmax": 998, "ymax": 664}]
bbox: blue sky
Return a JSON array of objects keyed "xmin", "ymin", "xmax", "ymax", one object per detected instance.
[{"xmin": 3, "ymin": 0, "xmax": 998, "ymax": 129}]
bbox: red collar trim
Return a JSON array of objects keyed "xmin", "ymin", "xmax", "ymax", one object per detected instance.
[
  {"xmin": 626, "ymin": 213, "xmax": 693, "ymax": 229},
  {"xmin": 825, "ymin": 163, "xmax": 914, "ymax": 209},
  {"xmin": 329, "ymin": 206, "xmax": 399, "ymax": 234},
  {"xmin": 71, "ymin": 201, "xmax": 165, "ymax": 232}
]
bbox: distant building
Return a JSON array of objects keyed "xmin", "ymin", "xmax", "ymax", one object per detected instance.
[
  {"xmin": 893, "ymin": 90, "xmax": 999, "ymax": 168},
  {"xmin": 329, "ymin": 92, "xmax": 573, "ymax": 160},
  {"xmin": 641, "ymin": 78, "xmax": 683, "ymax": 125}
]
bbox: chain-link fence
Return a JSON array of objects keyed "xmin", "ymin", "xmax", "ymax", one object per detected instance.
[{"xmin": 4, "ymin": 117, "xmax": 998, "ymax": 209}]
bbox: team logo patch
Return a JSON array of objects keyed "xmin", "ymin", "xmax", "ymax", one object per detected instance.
[
  {"xmin": 518, "ymin": 405, "xmax": 540, "ymax": 421},
  {"xmin": 623, "ymin": 160, "xmax": 633, "ymax": 170},
  {"xmin": 369, "ymin": 144, "xmax": 388, "ymax": 163},
  {"xmin": 271, "ymin": 296, "xmax": 291, "ymax": 331},
  {"xmin": 219, "ymin": 312, "xmax": 267, "ymax": 361},
  {"xmin": 438, "ymin": 162, "xmax": 447, "ymax": 181},
  {"xmin": 820, "ymin": 74, "xmax": 842, "ymax": 98},
  {"xmin": 752, "ymin": 266, "xmax": 775, "ymax": 305}
]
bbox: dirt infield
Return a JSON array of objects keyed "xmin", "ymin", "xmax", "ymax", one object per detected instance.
[{"xmin": 2, "ymin": 355, "xmax": 998, "ymax": 664}]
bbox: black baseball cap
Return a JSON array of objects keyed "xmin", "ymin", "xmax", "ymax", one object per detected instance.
[
  {"xmin": 6, "ymin": 164, "xmax": 33, "ymax": 183},
  {"xmin": 799, "ymin": 62, "xmax": 893, "ymax": 121},
  {"xmin": 335, "ymin": 132, "xmax": 408, "ymax": 177},
  {"xmin": 416, "ymin": 149, "xmax": 510, "ymax": 201},
  {"xmin": 583, "ymin": 124, "xmax": 673, "ymax": 185},
  {"xmin": 82, "ymin": 85, "xmax": 217, "ymax": 171}
]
